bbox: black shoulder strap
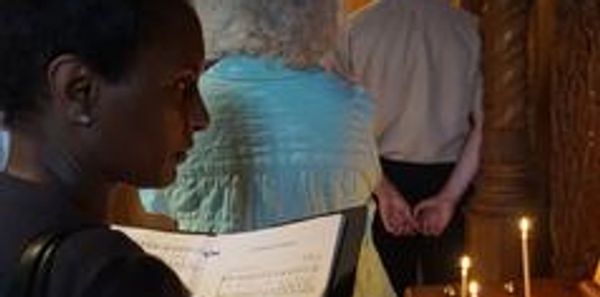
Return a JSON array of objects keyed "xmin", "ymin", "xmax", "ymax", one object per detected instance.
[{"xmin": 8, "ymin": 227, "xmax": 94, "ymax": 297}]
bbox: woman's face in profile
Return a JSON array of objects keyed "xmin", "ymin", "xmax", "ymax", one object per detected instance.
[{"xmin": 91, "ymin": 14, "xmax": 208, "ymax": 187}]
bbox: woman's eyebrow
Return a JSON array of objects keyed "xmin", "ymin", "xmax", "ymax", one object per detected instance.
[{"xmin": 203, "ymin": 59, "xmax": 219, "ymax": 71}]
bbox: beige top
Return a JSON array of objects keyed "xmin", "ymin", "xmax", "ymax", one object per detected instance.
[{"xmin": 333, "ymin": 0, "xmax": 482, "ymax": 163}]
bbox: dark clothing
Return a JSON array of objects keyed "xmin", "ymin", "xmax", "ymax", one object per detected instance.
[
  {"xmin": 0, "ymin": 174, "xmax": 189, "ymax": 297},
  {"xmin": 372, "ymin": 159, "xmax": 468, "ymax": 295}
]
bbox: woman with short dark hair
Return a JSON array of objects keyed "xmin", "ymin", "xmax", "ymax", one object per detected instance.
[{"xmin": 0, "ymin": 0, "xmax": 208, "ymax": 296}]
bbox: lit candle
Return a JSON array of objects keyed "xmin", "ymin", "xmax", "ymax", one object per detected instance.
[
  {"xmin": 594, "ymin": 259, "xmax": 600, "ymax": 286},
  {"xmin": 468, "ymin": 280, "xmax": 480, "ymax": 297},
  {"xmin": 519, "ymin": 217, "xmax": 532, "ymax": 297},
  {"xmin": 460, "ymin": 256, "xmax": 472, "ymax": 297}
]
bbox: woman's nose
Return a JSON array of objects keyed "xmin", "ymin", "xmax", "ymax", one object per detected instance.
[
  {"xmin": 189, "ymin": 89, "xmax": 210, "ymax": 132},
  {"xmin": 191, "ymin": 98, "xmax": 210, "ymax": 132}
]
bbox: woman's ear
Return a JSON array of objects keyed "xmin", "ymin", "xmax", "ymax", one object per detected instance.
[{"xmin": 46, "ymin": 54, "xmax": 99, "ymax": 127}]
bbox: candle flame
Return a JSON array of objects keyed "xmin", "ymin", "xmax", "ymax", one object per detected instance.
[
  {"xmin": 519, "ymin": 217, "xmax": 531, "ymax": 232},
  {"xmin": 461, "ymin": 256, "xmax": 472, "ymax": 269},
  {"xmin": 468, "ymin": 281, "xmax": 480, "ymax": 294}
]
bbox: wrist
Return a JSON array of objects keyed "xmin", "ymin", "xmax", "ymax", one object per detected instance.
[
  {"xmin": 436, "ymin": 191, "xmax": 461, "ymax": 206},
  {"xmin": 374, "ymin": 190, "xmax": 393, "ymax": 204}
]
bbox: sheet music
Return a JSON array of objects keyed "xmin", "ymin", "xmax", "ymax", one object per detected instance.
[
  {"xmin": 114, "ymin": 214, "xmax": 343, "ymax": 297},
  {"xmin": 112, "ymin": 226, "xmax": 215, "ymax": 292},
  {"xmin": 204, "ymin": 215, "xmax": 343, "ymax": 297}
]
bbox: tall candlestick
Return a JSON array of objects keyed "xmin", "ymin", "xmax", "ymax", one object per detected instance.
[
  {"xmin": 519, "ymin": 217, "xmax": 532, "ymax": 297},
  {"xmin": 460, "ymin": 256, "xmax": 472, "ymax": 297},
  {"xmin": 594, "ymin": 259, "xmax": 600, "ymax": 286},
  {"xmin": 468, "ymin": 280, "xmax": 480, "ymax": 297}
]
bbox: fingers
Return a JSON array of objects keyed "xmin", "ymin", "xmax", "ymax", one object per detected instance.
[
  {"xmin": 380, "ymin": 211, "xmax": 400, "ymax": 234},
  {"xmin": 382, "ymin": 211, "xmax": 410, "ymax": 236},
  {"xmin": 413, "ymin": 199, "xmax": 436, "ymax": 218},
  {"xmin": 428, "ymin": 222, "xmax": 444, "ymax": 237},
  {"xmin": 414, "ymin": 204, "xmax": 439, "ymax": 236},
  {"xmin": 418, "ymin": 211, "xmax": 449, "ymax": 236},
  {"xmin": 420, "ymin": 215, "xmax": 434, "ymax": 236},
  {"xmin": 413, "ymin": 198, "xmax": 448, "ymax": 236},
  {"xmin": 380, "ymin": 208, "xmax": 418, "ymax": 236},
  {"xmin": 380, "ymin": 195, "xmax": 454, "ymax": 237},
  {"xmin": 401, "ymin": 210, "xmax": 419, "ymax": 234},
  {"xmin": 383, "ymin": 208, "xmax": 445, "ymax": 237}
]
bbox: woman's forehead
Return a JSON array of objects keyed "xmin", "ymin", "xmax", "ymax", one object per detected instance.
[{"xmin": 136, "ymin": 18, "xmax": 205, "ymax": 74}]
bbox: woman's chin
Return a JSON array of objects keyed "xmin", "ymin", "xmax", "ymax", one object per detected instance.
[
  {"xmin": 154, "ymin": 169, "xmax": 177, "ymax": 187},
  {"xmin": 125, "ymin": 167, "xmax": 176, "ymax": 189}
]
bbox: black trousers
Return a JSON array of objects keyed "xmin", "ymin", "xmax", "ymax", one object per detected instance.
[{"xmin": 372, "ymin": 159, "xmax": 469, "ymax": 295}]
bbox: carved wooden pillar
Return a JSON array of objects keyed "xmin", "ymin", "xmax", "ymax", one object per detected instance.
[
  {"xmin": 467, "ymin": 0, "xmax": 535, "ymax": 284},
  {"xmin": 551, "ymin": 0, "xmax": 600, "ymax": 280},
  {"xmin": 527, "ymin": 0, "xmax": 556, "ymax": 277}
]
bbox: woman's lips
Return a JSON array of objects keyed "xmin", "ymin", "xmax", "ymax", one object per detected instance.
[{"xmin": 174, "ymin": 151, "xmax": 188, "ymax": 163}]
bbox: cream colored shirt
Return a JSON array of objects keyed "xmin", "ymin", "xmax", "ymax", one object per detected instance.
[{"xmin": 333, "ymin": 0, "xmax": 482, "ymax": 163}]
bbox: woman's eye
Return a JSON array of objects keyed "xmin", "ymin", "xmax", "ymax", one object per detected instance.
[
  {"xmin": 176, "ymin": 82, "xmax": 198, "ymax": 107},
  {"xmin": 173, "ymin": 80, "xmax": 194, "ymax": 97},
  {"xmin": 176, "ymin": 80, "xmax": 188, "ymax": 91},
  {"xmin": 184, "ymin": 83, "xmax": 197, "ymax": 96}
]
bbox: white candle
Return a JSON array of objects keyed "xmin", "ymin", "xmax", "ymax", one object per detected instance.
[
  {"xmin": 519, "ymin": 217, "xmax": 532, "ymax": 297},
  {"xmin": 594, "ymin": 259, "xmax": 600, "ymax": 286},
  {"xmin": 460, "ymin": 256, "xmax": 472, "ymax": 297},
  {"xmin": 468, "ymin": 280, "xmax": 480, "ymax": 297}
]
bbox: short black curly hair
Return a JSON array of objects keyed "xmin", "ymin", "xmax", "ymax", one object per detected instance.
[{"xmin": 0, "ymin": 0, "xmax": 193, "ymax": 125}]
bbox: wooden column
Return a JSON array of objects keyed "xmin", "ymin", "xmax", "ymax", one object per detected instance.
[
  {"xmin": 526, "ymin": 0, "xmax": 557, "ymax": 278},
  {"xmin": 467, "ymin": 0, "xmax": 535, "ymax": 284},
  {"xmin": 550, "ymin": 0, "xmax": 600, "ymax": 280}
]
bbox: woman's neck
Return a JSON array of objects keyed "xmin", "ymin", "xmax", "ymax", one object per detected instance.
[{"xmin": 6, "ymin": 127, "xmax": 114, "ymax": 222}]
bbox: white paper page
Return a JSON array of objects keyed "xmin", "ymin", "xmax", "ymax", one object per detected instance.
[
  {"xmin": 113, "ymin": 226, "xmax": 216, "ymax": 294},
  {"xmin": 200, "ymin": 215, "xmax": 343, "ymax": 297}
]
